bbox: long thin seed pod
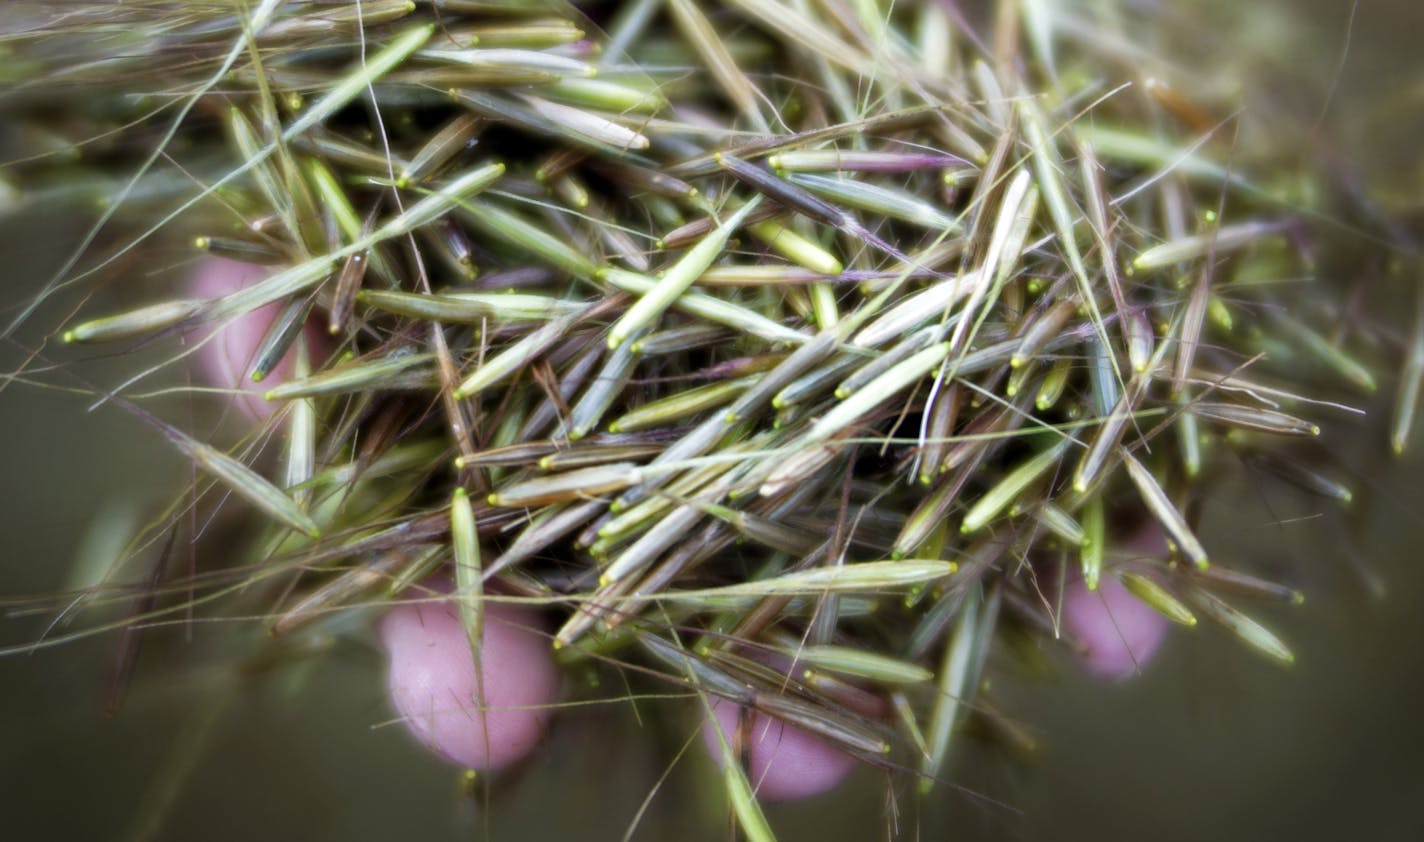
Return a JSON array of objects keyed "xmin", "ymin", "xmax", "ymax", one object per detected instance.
[
  {"xmin": 1117, "ymin": 571, "xmax": 1198, "ymax": 626},
  {"xmin": 704, "ymin": 706, "xmax": 776, "ymax": 842},
  {"xmin": 489, "ymin": 463, "xmax": 644, "ymax": 508},
  {"xmin": 398, "ymin": 113, "xmax": 483, "ymax": 187},
  {"xmin": 602, "ymin": 266, "xmax": 810, "ymax": 345},
  {"xmin": 1270, "ymin": 312, "xmax": 1378, "ymax": 393},
  {"xmin": 806, "ymin": 341, "xmax": 950, "ymax": 444},
  {"xmin": 769, "ymin": 149, "xmax": 971, "ymax": 173},
  {"xmin": 361, "ymin": 289, "xmax": 584, "ymax": 323},
  {"xmin": 460, "ymin": 201, "xmax": 600, "ymax": 280},
  {"xmin": 63, "ymin": 300, "xmax": 205, "ymax": 344},
  {"xmin": 606, "ymin": 198, "xmax": 764, "ymax": 349},
  {"xmin": 1019, "ymin": 99, "xmax": 1118, "ymax": 381},
  {"xmin": 1173, "ymin": 274, "xmax": 1210, "ymax": 396},
  {"xmin": 745, "ymin": 218, "xmax": 845, "ymax": 275},
  {"xmin": 327, "ymin": 250, "xmax": 369, "ymax": 335},
  {"xmin": 1192, "ymin": 402, "xmax": 1320, "ymax": 437},
  {"xmin": 1183, "ymin": 585, "xmax": 1295, "ymax": 666},
  {"xmin": 454, "ymin": 312, "xmax": 581, "ymax": 399},
  {"xmin": 284, "ymin": 338, "xmax": 315, "ymax": 508},
  {"xmin": 1392, "ymin": 282, "xmax": 1424, "ymax": 454},
  {"xmin": 193, "ymin": 234, "xmax": 286, "ymax": 265},
  {"xmin": 1011, "ymin": 298, "xmax": 1076, "ymax": 368},
  {"xmin": 1080, "ymin": 495, "xmax": 1105, "ymax": 590},
  {"xmin": 271, "ymin": 550, "xmax": 412, "ymax": 636},
  {"xmin": 786, "ymin": 645, "xmax": 933, "ymax": 685},
  {"xmin": 287, "ymin": 23, "xmax": 436, "ymax": 141},
  {"xmin": 657, "ymin": 560, "xmax": 954, "ymax": 601},
  {"xmin": 164, "ymin": 426, "xmax": 320, "ymax": 538},
  {"xmin": 1035, "ymin": 501, "xmax": 1085, "ymax": 547},
  {"xmin": 247, "ymin": 298, "xmax": 312, "ymax": 383},
  {"xmin": 667, "ymin": 0, "xmax": 765, "ymax": 126},
  {"xmin": 1182, "ymin": 565, "xmax": 1305, "ymax": 605},
  {"xmin": 567, "ymin": 334, "xmax": 642, "ymax": 439},
  {"xmin": 1132, "ymin": 220, "xmax": 1283, "ymax": 270},
  {"xmin": 717, "ymin": 153, "xmax": 909, "ymax": 263},
  {"xmin": 485, "ymin": 499, "xmax": 605, "ymax": 579},
  {"xmin": 920, "ymin": 585, "xmax": 994, "ymax": 793},
  {"xmin": 961, "ymin": 439, "xmax": 1070, "ymax": 534},
  {"xmin": 381, "ymin": 162, "xmax": 506, "ymax": 238},
  {"xmin": 785, "ymin": 173, "xmax": 961, "ymax": 230},
  {"xmin": 610, "ymin": 376, "xmax": 761, "ymax": 433},
  {"xmin": 265, "ymin": 352, "xmax": 433, "ymax": 401},
  {"xmin": 1121, "ymin": 451, "xmax": 1208, "ymax": 569}
]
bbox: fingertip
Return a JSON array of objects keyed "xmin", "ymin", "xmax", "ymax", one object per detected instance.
[
  {"xmin": 1062, "ymin": 569, "xmax": 1171, "ymax": 680},
  {"xmin": 700, "ymin": 699, "xmax": 857, "ymax": 801},
  {"xmin": 186, "ymin": 257, "xmax": 330, "ymax": 421},
  {"xmin": 381, "ymin": 597, "xmax": 560, "ymax": 771}
]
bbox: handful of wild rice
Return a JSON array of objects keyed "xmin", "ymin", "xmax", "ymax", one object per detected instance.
[{"xmin": 2, "ymin": 0, "xmax": 1398, "ymax": 824}]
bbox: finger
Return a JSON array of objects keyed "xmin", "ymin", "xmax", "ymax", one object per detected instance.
[
  {"xmin": 379, "ymin": 596, "xmax": 560, "ymax": 771},
  {"xmin": 1061, "ymin": 522, "xmax": 1171, "ymax": 679},
  {"xmin": 186, "ymin": 256, "xmax": 324, "ymax": 420},
  {"xmin": 701, "ymin": 698, "xmax": 858, "ymax": 801}
]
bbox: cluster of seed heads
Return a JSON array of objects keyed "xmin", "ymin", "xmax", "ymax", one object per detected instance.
[{"xmin": 2, "ymin": 0, "xmax": 1403, "ymax": 815}]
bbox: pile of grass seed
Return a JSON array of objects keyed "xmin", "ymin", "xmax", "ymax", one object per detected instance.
[{"xmin": 2, "ymin": 0, "xmax": 1400, "ymax": 807}]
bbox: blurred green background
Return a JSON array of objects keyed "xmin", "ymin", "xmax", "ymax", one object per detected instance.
[{"xmin": 3, "ymin": 1, "xmax": 1422, "ymax": 840}]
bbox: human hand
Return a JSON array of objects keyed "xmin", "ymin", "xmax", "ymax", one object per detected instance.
[
  {"xmin": 187, "ymin": 255, "xmax": 565, "ymax": 771},
  {"xmin": 189, "ymin": 255, "xmax": 1171, "ymax": 798}
]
